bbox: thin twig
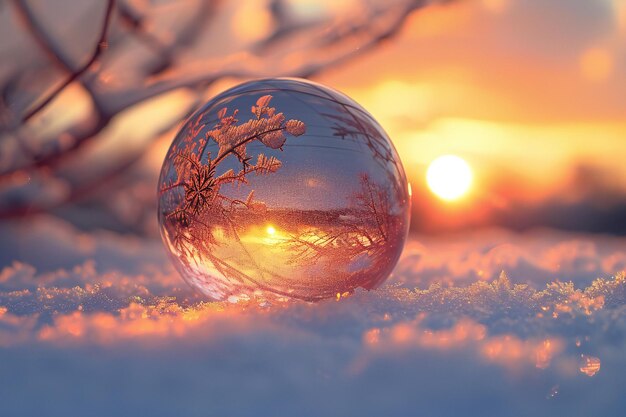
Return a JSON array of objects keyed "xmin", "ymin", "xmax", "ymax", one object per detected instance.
[
  {"xmin": 2, "ymin": 0, "xmax": 443, "ymax": 219},
  {"xmin": 15, "ymin": 0, "xmax": 116, "ymax": 123}
]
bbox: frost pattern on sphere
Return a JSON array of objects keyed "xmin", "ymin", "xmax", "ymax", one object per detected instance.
[{"xmin": 157, "ymin": 78, "xmax": 410, "ymax": 302}]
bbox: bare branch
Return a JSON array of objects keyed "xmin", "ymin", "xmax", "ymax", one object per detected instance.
[
  {"xmin": 13, "ymin": 0, "xmax": 116, "ymax": 124},
  {"xmin": 0, "ymin": 0, "xmax": 448, "ymax": 218}
]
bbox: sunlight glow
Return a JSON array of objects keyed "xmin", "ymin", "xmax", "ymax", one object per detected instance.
[
  {"xmin": 426, "ymin": 155, "xmax": 473, "ymax": 201},
  {"xmin": 579, "ymin": 355, "xmax": 601, "ymax": 377},
  {"xmin": 261, "ymin": 224, "xmax": 285, "ymax": 245},
  {"xmin": 580, "ymin": 47, "xmax": 613, "ymax": 82},
  {"xmin": 482, "ymin": 0, "xmax": 510, "ymax": 14}
]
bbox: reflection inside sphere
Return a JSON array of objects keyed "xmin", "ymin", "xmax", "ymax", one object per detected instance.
[{"xmin": 157, "ymin": 78, "xmax": 410, "ymax": 302}]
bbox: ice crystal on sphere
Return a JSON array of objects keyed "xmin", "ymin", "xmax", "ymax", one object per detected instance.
[{"xmin": 157, "ymin": 78, "xmax": 410, "ymax": 302}]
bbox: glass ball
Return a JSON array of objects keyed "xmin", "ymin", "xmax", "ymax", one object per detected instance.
[{"xmin": 157, "ymin": 78, "xmax": 410, "ymax": 302}]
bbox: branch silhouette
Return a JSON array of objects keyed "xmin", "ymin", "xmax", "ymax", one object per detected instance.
[
  {"xmin": 15, "ymin": 0, "xmax": 116, "ymax": 124},
  {"xmin": 0, "ymin": 0, "xmax": 447, "ymax": 219}
]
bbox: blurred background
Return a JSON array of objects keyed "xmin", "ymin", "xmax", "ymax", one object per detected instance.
[
  {"xmin": 2, "ymin": 0, "xmax": 625, "ymax": 237},
  {"xmin": 3, "ymin": 2, "xmax": 626, "ymax": 416}
]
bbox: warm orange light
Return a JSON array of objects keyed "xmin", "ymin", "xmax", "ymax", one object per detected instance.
[
  {"xmin": 580, "ymin": 47, "xmax": 613, "ymax": 82},
  {"xmin": 579, "ymin": 355, "xmax": 601, "ymax": 377},
  {"xmin": 426, "ymin": 155, "xmax": 473, "ymax": 201},
  {"xmin": 262, "ymin": 224, "xmax": 283, "ymax": 245},
  {"xmin": 482, "ymin": 0, "xmax": 510, "ymax": 14}
]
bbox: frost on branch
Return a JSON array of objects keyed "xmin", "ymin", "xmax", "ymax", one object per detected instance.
[{"xmin": 159, "ymin": 94, "xmax": 306, "ymax": 289}]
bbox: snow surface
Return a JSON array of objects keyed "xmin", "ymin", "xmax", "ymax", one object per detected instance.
[{"xmin": 1, "ymin": 215, "xmax": 625, "ymax": 417}]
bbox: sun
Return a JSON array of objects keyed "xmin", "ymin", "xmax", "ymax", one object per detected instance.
[{"xmin": 426, "ymin": 155, "xmax": 473, "ymax": 201}]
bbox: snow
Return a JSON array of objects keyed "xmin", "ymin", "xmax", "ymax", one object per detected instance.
[{"xmin": 1, "ymin": 215, "xmax": 626, "ymax": 416}]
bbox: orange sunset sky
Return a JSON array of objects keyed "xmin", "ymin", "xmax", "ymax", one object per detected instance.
[
  {"xmin": 316, "ymin": 0, "xmax": 626, "ymax": 231},
  {"xmin": 4, "ymin": 0, "xmax": 625, "ymax": 233},
  {"xmin": 195, "ymin": 0, "xmax": 626, "ymax": 233}
]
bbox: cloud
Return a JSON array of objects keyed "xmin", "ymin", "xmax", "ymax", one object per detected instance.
[{"xmin": 406, "ymin": 161, "xmax": 626, "ymax": 237}]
